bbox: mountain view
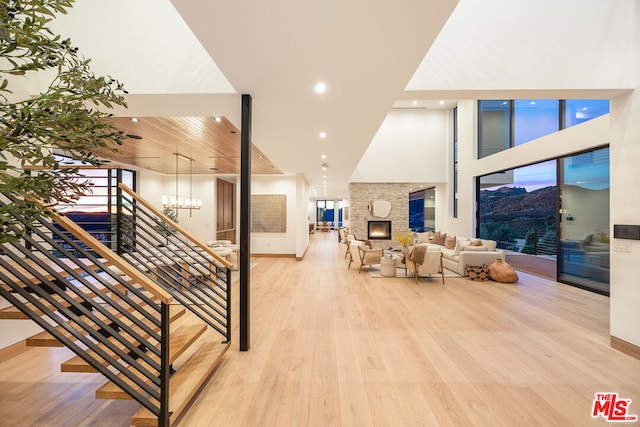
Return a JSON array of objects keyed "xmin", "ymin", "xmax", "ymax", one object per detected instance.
[{"xmin": 479, "ymin": 186, "xmax": 557, "ymax": 254}]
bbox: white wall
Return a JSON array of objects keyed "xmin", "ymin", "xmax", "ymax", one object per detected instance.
[
  {"xmin": 136, "ymin": 169, "xmax": 218, "ymax": 242},
  {"xmin": 610, "ymin": 91, "xmax": 640, "ymax": 347},
  {"xmin": 251, "ymin": 175, "xmax": 299, "ymax": 255},
  {"xmin": 295, "ymin": 174, "xmax": 311, "ymax": 259},
  {"xmin": 409, "ymin": 0, "xmax": 635, "ymax": 92},
  {"xmin": 350, "ymin": 109, "xmax": 450, "ymax": 183}
]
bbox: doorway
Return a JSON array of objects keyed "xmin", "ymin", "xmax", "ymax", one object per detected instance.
[{"xmin": 216, "ymin": 178, "xmax": 236, "ymax": 243}]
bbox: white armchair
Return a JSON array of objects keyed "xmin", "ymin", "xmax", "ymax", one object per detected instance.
[
  {"xmin": 348, "ymin": 240, "xmax": 383, "ymax": 273},
  {"xmin": 406, "ymin": 246, "xmax": 445, "ymax": 284}
]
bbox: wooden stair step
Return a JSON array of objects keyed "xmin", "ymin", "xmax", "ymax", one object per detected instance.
[
  {"xmin": 0, "ymin": 279, "xmax": 116, "ymax": 320},
  {"xmin": 25, "ymin": 304, "xmax": 141, "ymax": 347},
  {"xmin": 131, "ymin": 340, "xmax": 231, "ymax": 426},
  {"xmin": 60, "ymin": 306, "xmax": 189, "ymax": 373},
  {"xmin": 95, "ymin": 321, "xmax": 209, "ymax": 400},
  {"xmin": 26, "ymin": 290, "xmax": 178, "ymax": 347}
]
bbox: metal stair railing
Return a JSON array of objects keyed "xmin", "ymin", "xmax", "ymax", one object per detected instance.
[
  {"xmin": 0, "ymin": 194, "xmax": 173, "ymax": 426},
  {"xmin": 116, "ymin": 184, "xmax": 232, "ymax": 344}
]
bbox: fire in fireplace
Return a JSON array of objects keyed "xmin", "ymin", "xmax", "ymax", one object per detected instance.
[{"xmin": 368, "ymin": 220, "xmax": 391, "ymax": 240}]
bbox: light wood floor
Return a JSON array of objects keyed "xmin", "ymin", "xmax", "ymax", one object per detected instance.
[{"xmin": 2, "ymin": 231, "xmax": 640, "ymax": 426}]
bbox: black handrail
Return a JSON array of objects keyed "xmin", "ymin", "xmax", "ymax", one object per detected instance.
[
  {"xmin": 1, "ymin": 182, "xmax": 231, "ymax": 426},
  {"xmin": 116, "ymin": 184, "xmax": 232, "ymax": 343},
  {"xmin": 0, "ymin": 196, "xmax": 171, "ymax": 423}
]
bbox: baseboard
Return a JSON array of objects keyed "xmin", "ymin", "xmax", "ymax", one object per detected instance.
[
  {"xmin": 611, "ymin": 336, "xmax": 640, "ymax": 361},
  {"xmin": 251, "ymin": 253, "xmax": 296, "ymax": 258}
]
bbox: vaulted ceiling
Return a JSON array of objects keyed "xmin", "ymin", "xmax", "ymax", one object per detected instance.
[{"xmin": 46, "ymin": 0, "xmax": 633, "ymax": 199}]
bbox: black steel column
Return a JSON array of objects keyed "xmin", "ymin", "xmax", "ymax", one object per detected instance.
[{"xmin": 240, "ymin": 94, "xmax": 251, "ymax": 351}]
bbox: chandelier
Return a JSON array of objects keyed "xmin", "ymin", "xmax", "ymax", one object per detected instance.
[{"xmin": 161, "ymin": 153, "xmax": 202, "ymax": 217}]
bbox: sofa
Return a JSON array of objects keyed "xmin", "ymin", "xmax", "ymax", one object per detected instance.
[{"xmin": 413, "ymin": 231, "xmax": 505, "ymax": 276}]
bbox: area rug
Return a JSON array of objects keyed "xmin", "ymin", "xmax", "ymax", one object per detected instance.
[{"xmin": 366, "ymin": 266, "xmax": 460, "ymax": 278}]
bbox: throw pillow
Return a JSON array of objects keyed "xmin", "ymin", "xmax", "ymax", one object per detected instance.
[
  {"xmin": 445, "ymin": 235, "xmax": 456, "ymax": 250},
  {"xmin": 470, "ymin": 239, "xmax": 482, "ymax": 246},
  {"xmin": 465, "ymin": 264, "xmax": 489, "ymax": 281},
  {"xmin": 488, "ymin": 259, "xmax": 519, "ymax": 283},
  {"xmin": 416, "ymin": 232, "xmax": 431, "ymax": 244},
  {"xmin": 432, "ymin": 232, "xmax": 447, "ymax": 246}
]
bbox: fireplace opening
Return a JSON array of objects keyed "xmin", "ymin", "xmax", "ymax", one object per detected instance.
[{"xmin": 368, "ymin": 220, "xmax": 391, "ymax": 240}]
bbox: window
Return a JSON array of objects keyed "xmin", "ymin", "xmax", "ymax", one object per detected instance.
[
  {"xmin": 409, "ymin": 187, "xmax": 435, "ymax": 232},
  {"xmin": 558, "ymin": 147, "xmax": 610, "ymax": 294},
  {"xmin": 478, "ymin": 99, "xmax": 609, "ymax": 158},
  {"xmin": 316, "ymin": 200, "xmax": 335, "ymax": 225},
  {"xmin": 563, "ymin": 100, "xmax": 610, "ymax": 128},
  {"xmin": 478, "ymin": 100, "xmax": 511, "ymax": 158},
  {"xmin": 453, "ymin": 107, "xmax": 459, "ymax": 217},
  {"xmin": 513, "ymin": 100, "xmax": 559, "ymax": 146}
]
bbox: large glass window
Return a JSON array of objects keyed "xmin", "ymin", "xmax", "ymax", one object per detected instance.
[
  {"xmin": 558, "ymin": 147, "xmax": 610, "ymax": 294},
  {"xmin": 477, "ymin": 147, "xmax": 610, "ymax": 294},
  {"xmin": 513, "ymin": 100, "xmax": 559, "ymax": 146},
  {"xmin": 478, "ymin": 100, "xmax": 511, "ymax": 158},
  {"xmin": 478, "ymin": 99, "xmax": 609, "ymax": 158},
  {"xmin": 52, "ymin": 165, "xmax": 136, "ymax": 254},
  {"xmin": 316, "ymin": 200, "xmax": 335, "ymax": 226},
  {"xmin": 409, "ymin": 190, "xmax": 425, "ymax": 231},
  {"xmin": 409, "ymin": 188, "xmax": 435, "ymax": 232},
  {"xmin": 479, "ymin": 161, "xmax": 557, "ymax": 257},
  {"xmin": 453, "ymin": 107, "xmax": 459, "ymax": 217},
  {"xmin": 564, "ymin": 99, "xmax": 610, "ymax": 128}
]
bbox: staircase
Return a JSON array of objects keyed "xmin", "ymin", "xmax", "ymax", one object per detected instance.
[{"xmin": 0, "ymin": 185, "xmax": 233, "ymax": 426}]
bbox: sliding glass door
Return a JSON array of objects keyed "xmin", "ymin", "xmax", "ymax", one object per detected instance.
[{"xmin": 558, "ymin": 147, "xmax": 610, "ymax": 294}]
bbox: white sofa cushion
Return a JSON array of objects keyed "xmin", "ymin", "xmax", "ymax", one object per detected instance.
[
  {"xmin": 441, "ymin": 248, "xmax": 457, "ymax": 258},
  {"xmin": 463, "ymin": 245, "xmax": 489, "ymax": 252},
  {"xmin": 481, "ymin": 239, "xmax": 498, "ymax": 252},
  {"xmin": 454, "ymin": 239, "xmax": 471, "ymax": 255}
]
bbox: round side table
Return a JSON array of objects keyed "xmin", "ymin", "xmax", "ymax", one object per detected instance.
[{"xmin": 380, "ymin": 257, "xmax": 396, "ymax": 277}]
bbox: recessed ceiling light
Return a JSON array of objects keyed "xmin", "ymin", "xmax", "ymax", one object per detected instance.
[
  {"xmin": 439, "ymin": 100, "xmax": 444, "ymax": 105},
  {"xmin": 215, "ymin": 117, "xmax": 222, "ymax": 122},
  {"xmin": 321, "ymin": 154, "xmax": 327, "ymax": 159},
  {"xmin": 130, "ymin": 117, "xmax": 139, "ymax": 122},
  {"xmin": 412, "ymin": 100, "xmax": 418, "ymax": 106},
  {"xmin": 315, "ymin": 82, "xmax": 327, "ymax": 94},
  {"xmin": 319, "ymin": 132, "xmax": 326, "ymax": 139},
  {"xmin": 258, "ymin": 155, "xmax": 264, "ymax": 158}
]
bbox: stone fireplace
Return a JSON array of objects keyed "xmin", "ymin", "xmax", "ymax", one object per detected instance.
[{"xmin": 368, "ymin": 220, "xmax": 391, "ymax": 240}]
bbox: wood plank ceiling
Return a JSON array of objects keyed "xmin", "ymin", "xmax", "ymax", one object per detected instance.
[{"xmin": 94, "ymin": 116, "xmax": 281, "ymax": 175}]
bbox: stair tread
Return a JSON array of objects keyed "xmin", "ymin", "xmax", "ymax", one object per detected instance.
[
  {"xmin": 25, "ymin": 299, "xmax": 184, "ymax": 348},
  {"xmin": 95, "ymin": 321, "xmax": 209, "ymax": 400},
  {"xmin": 0, "ymin": 276, "xmax": 120, "ymax": 320},
  {"xmin": 131, "ymin": 340, "xmax": 231, "ymax": 426},
  {"xmin": 60, "ymin": 307, "xmax": 190, "ymax": 373},
  {"xmin": 25, "ymin": 304, "xmax": 140, "ymax": 347}
]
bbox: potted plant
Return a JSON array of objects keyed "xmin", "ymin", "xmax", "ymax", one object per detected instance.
[
  {"xmin": 393, "ymin": 229, "xmax": 415, "ymax": 254},
  {"xmin": 1, "ymin": 0, "xmax": 128, "ymax": 243},
  {"xmin": 155, "ymin": 207, "xmax": 178, "ymax": 246}
]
